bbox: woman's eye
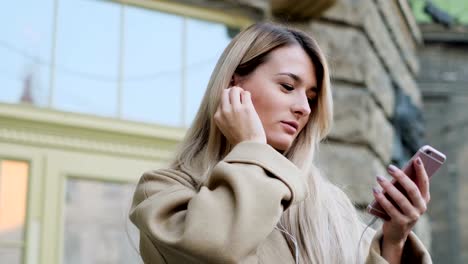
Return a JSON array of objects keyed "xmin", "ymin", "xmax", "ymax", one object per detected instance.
[
  {"xmin": 281, "ymin": 84, "xmax": 294, "ymax": 91},
  {"xmin": 307, "ymin": 94, "xmax": 318, "ymax": 105}
]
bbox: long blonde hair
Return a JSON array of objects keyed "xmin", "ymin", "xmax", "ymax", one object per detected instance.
[{"xmin": 170, "ymin": 22, "xmax": 366, "ymax": 263}]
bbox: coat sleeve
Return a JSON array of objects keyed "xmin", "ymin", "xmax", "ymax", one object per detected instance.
[
  {"xmin": 129, "ymin": 141, "xmax": 309, "ymax": 264},
  {"xmin": 366, "ymin": 229, "xmax": 432, "ymax": 264}
]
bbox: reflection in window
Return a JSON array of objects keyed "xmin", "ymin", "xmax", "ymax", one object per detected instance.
[
  {"xmin": 122, "ymin": 6, "xmax": 183, "ymax": 126},
  {"xmin": 63, "ymin": 178, "xmax": 141, "ymax": 264},
  {"xmin": 185, "ymin": 19, "xmax": 232, "ymax": 127},
  {"xmin": 0, "ymin": 160, "xmax": 29, "ymax": 264},
  {"xmin": 122, "ymin": 8, "xmax": 234, "ymax": 127},
  {"xmin": 0, "ymin": 0, "xmax": 238, "ymax": 127},
  {"xmin": 0, "ymin": 248, "xmax": 22, "ymax": 264},
  {"xmin": 53, "ymin": 0, "xmax": 119, "ymax": 117},
  {"xmin": 0, "ymin": 0, "xmax": 53, "ymax": 107}
]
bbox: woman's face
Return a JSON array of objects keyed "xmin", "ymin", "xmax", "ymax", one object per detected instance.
[{"xmin": 234, "ymin": 45, "xmax": 318, "ymax": 151}]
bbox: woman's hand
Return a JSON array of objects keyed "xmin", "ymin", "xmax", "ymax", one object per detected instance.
[
  {"xmin": 214, "ymin": 86, "xmax": 266, "ymax": 146},
  {"xmin": 372, "ymin": 158, "xmax": 430, "ymax": 263}
]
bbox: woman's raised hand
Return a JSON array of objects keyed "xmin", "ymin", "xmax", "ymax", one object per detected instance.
[
  {"xmin": 372, "ymin": 158, "xmax": 430, "ymax": 263},
  {"xmin": 214, "ymin": 86, "xmax": 267, "ymax": 146}
]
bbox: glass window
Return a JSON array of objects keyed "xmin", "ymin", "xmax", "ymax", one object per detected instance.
[
  {"xmin": 63, "ymin": 178, "xmax": 141, "ymax": 264},
  {"xmin": 1, "ymin": 0, "xmax": 240, "ymax": 128},
  {"xmin": 0, "ymin": 248, "xmax": 22, "ymax": 264},
  {"xmin": 122, "ymin": 6, "xmax": 183, "ymax": 126},
  {"xmin": 184, "ymin": 19, "xmax": 232, "ymax": 127},
  {"xmin": 0, "ymin": 160, "xmax": 30, "ymax": 264},
  {"xmin": 0, "ymin": 0, "xmax": 54, "ymax": 107},
  {"xmin": 53, "ymin": 0, "xmax": 120, "ymax": 117}
]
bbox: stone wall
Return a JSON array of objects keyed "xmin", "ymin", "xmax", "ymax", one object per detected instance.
[
  {"xmin": 416, "ymin": 24, "xmax": 468, "ymax": 263},
  {"xmin": 307, "ymin": 0, "xmax": 430, "ymax": 246}
]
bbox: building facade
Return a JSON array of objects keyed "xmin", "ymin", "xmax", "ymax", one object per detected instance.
[{"xmin": 0, "ymin": 0, "xmax": 431, "ymax": 263}]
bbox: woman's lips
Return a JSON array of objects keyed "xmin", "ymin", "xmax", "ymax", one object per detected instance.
[{"xmin": 280, "ymin": 121, "xmax": 298, "ymax": 134}]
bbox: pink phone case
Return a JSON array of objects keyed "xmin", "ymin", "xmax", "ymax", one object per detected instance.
[{"xmin": 367, "ymin": 145, "xmax": 446, "ymax": 220}]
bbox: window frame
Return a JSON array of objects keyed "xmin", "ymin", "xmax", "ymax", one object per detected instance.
[
  {"xmin": 0, "ymin": 148, "xmax": 43, "ymax": 264},
  {"xmin": 44, "ymin": 0, "xmax": 254, "ymax": 128},
  {"xmin": 57, "ymin": 173, "xmax": 149, "ymax": 264}
]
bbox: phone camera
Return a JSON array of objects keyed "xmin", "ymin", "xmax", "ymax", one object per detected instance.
[{"xmin": 425, "ymin": 150, "xmax": 432, "ymax": 155}]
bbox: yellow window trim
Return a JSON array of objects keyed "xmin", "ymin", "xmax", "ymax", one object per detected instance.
[
  {"xmin": 0, "ymin": 102, "xmax": 185, "ymax": 142},
  {"xmin": 0, "ymin": 102, "xmax": 184, "ymax": 162},
  {"xmin": 109, "ymin": 0, "xmax": 255, "ymax": 28}
]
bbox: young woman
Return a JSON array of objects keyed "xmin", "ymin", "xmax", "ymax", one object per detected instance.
[{"xmin": 130, "ymin": 22, "xmax": 432, "ymax": 264}]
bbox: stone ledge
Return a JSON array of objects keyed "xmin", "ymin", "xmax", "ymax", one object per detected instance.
[
  {"xmin": 420, "ymin": 24, "xmax": 468, "ymax": 43},
  {"xmin": 271, "ymin": 0, "xmax": 337, "ymax": 20},
  {"xmin": 174, "ymin": 0, "xmax": 265, "ymax": 22}
]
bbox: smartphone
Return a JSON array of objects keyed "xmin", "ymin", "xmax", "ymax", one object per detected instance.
[{"xmin": 367, "ymin": 145, "xmax": 446, "ymax": 220}]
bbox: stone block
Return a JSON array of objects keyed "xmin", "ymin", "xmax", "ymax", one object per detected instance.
[
  {"xmin": 322, "ymin": 0, "xmax": 422, "ymax": 107},
  {"xmin": 307, "ymin": 23, "xmax": 394, "ymax": 117},
  {"xmin": 418, "ymin": 45, "xmax": 468, "ymax": 83},
  {"xmin": 316, "ymin": 142, "xmax": 386, "ymax": 205},
  {"xmin": 374, "ymin": 0, "xmax": 419, "ymax": 74},
  {"xmin": 329, "ymin": 84, "xmax": 393, "ymax": 163},
  {"xmin": 361, "ymin": 2, "xmax": 421, "ymax": 106}
]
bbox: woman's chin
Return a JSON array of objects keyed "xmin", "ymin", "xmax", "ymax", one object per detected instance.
[{"xmin": 267, "ymin": 137, "xmax": 293, "ymax": 152}]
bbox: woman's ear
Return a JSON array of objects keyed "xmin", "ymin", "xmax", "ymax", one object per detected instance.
[{"xmin": 231, "ymin": 73, "xmax": 242, "ymax": 86}]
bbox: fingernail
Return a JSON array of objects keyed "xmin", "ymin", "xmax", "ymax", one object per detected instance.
[
  {"xmin": 372, "ymin": 187, "xmax": 381, "ymax": 194},
  {"xmin": 376, "ymin": 175, "xmax": 385, "ymax": 182},
  {"xmin": 416, "ymin": 158, "xmax": 422, "ymax": 166},
  {"xmin": 387, "ymin": 164, "xmax": 397, "ymax": 173}
]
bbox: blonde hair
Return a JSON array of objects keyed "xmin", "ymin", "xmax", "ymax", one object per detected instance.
[{"xmin": 170, "ymin": 22, "xmax": 366, "ymax": 263}]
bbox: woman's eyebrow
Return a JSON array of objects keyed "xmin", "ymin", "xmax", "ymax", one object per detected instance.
[
  {"xmin": 276, "ymin": 72, "xmax": 301, "ymax": 82},
  {"xmin": 276, "ymin": 72, "xmax": 318, "ymax": 91}
]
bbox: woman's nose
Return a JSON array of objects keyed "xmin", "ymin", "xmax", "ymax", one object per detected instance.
[{"xmin": 292, "ymin": 95, "xmax": 311, "ymax": 117}]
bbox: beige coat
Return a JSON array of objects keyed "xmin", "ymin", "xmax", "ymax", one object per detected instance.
[{"xmin": 130, "ymin": 141, "xmax": 432, "ymax": 263}]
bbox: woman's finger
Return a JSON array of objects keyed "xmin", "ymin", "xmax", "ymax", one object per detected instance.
[
  {"xmin": 387, "ymin": 165, "xmax": 426, "ymax": 213},
  {"xmin": 372, "ymin": 187, "xmax": 405, "ymax": 222},
  {"xmin": 413, "ymin": 158, "xmax": 430, "ymax": 203},
  {"xmin": 242, "ymin": 90, "xmax": 253, "ymax": 106},
  {"xmin": 377, "ymin": 176, "xmax": 415, "ymax": 216},
  {"xmin": 221, "ymin": 88, "xmax": 231, "ymax": 112},
  {"xmin": 229, "ymin": 86, "xmax": 242, "ymax": 109}
]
